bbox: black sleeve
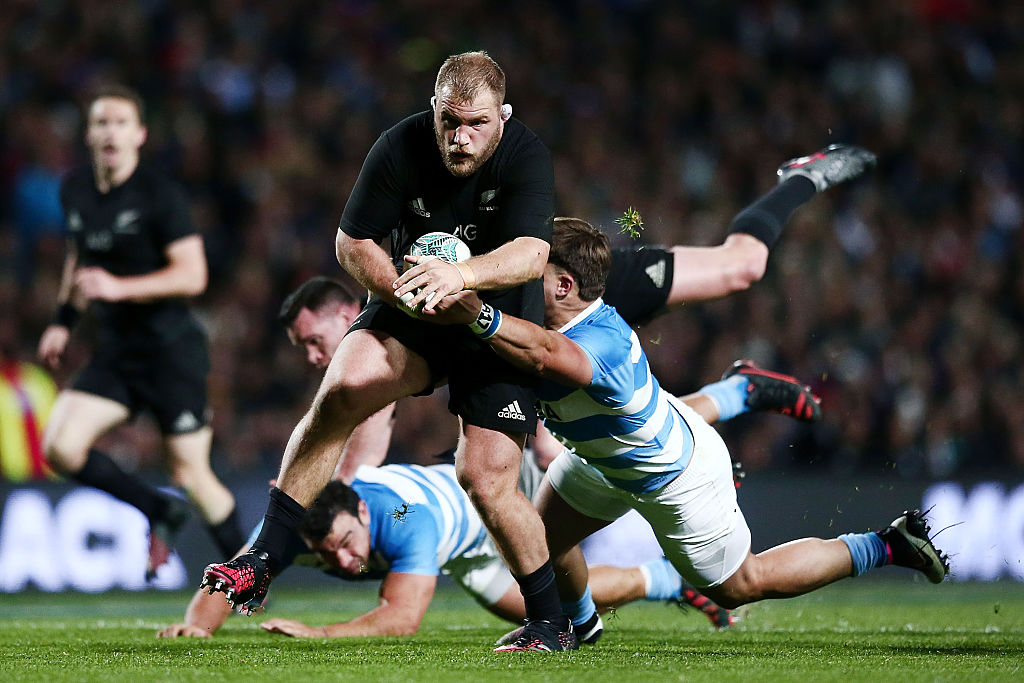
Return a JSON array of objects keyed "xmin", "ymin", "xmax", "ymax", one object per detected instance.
[
  {"xmin": 338, "ymin": 131, "xmax": 405, "ymax": 242},
  {"xmin": 154, "ymin": 178, "xmax": 198, "ymax": 247},
  {"xmin": 494, "ymin": 140, "xmax": 554, "ymax": 244},
  {"xmin": 603, "ymin": 246, "xmax": 675, "ymax": 326}
]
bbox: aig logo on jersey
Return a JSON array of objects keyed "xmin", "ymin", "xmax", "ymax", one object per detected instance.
[
  {"xmin": 498, "ymin": 400, "xmax": 527, "ymax": 421},
  {"xmin": 85, "ymin": 231, "xmax": 113, "ymax": 251}
]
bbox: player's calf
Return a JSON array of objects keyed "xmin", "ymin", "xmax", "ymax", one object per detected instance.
[{"xmin": 146, "ymin": 495, "xmax": 191, "ymax": 580}]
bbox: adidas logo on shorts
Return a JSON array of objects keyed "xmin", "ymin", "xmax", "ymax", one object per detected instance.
[{"xmin": 498, "ymin": 400, "xmax": 527, "ymax": 421}]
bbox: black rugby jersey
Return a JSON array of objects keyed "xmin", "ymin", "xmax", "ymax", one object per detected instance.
[
  {"xmin": 339, "ymin": 112, "xmax": 554, "ymax": 324},
  {"xmin": 60, "ymin": 163, "xmax": 202, "ymax": 345}
]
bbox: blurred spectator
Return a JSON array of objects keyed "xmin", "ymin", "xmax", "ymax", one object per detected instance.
[
  {"xmin": 0, "ymin": 310, "xmax": 56, "ymax": 481},
  {"xmin": 2, "ymin": 0, "xmax": 1023, "ymax": 480}
]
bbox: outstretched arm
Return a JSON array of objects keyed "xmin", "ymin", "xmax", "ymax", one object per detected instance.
[
  {"xmin": 428, "ymin": 291, "xmax": 592, "ymax": 387},
  {"xmin": 259, "ymin": 572, "xmax": 437, "ymax": 638},
  {"xmin": 156, "ymin": 586, "xmax": 236, "ymax": 638},
  {"xmin": 157, "ymin": 542, "xmax": 249, "ymax": 638}
]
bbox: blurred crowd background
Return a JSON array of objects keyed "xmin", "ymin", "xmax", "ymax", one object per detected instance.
[{"xmin": 3, "ymin": 0, "xmax": 1022, "ymax": 482}]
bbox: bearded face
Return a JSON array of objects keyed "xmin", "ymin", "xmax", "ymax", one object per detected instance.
[{"xmin": 433, "ymin": 88, "xmax": 505, "ymax": 177}]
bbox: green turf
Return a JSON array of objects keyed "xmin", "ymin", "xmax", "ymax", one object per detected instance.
[{"xmin": 2, "ymin": 580, "xmax": 1023, "ymax": 682}]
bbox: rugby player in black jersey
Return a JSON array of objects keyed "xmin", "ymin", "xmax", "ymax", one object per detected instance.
[
  {"xmin": 201, "ymin": 51, "xmax": 581, "ymax": 653},
  {"xmin": 37, "ymin": 85, "xmax": 245, "ymax": 579}
]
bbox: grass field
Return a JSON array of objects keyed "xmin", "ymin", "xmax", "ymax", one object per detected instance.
[{"xmin": 2, "ymin": 580, "xmax": 1022, "ymax": 682}]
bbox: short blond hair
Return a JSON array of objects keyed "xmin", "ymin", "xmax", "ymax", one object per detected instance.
[{"xmin": 434, "ymin": 51, "xmax": 506, "ymax": 105}]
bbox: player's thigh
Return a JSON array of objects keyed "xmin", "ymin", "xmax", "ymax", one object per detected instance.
[
  {"xmin": 541, "ymin": 453, "xmax": 624, "ymax": 557},
  {"xmin": 145, "ymin": 330, "xmax": 210, "ymax": 435},
  {"xmin": 162, "ymin": 425, "xmax": 213, "ymax": 472},
  {"xmin": 454, "ymin": 422, "xmax": 527, "ymax": 497},
  {"xmin": 44, "ymin": 390, "xmax": 130, "ymax": 466},
  {"xmin": 319, "ymin": 329, "xmax": 432, "ymax": 415},
  {"xmin": 637, "ymin": 415, "xmax": 751, "ymax": 589},
  {"xmin": 579, "ymin": 510, "xmax": 666, "ymax": 568}
]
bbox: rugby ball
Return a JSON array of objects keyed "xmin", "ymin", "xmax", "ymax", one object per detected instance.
[
  {"xmin": 406, "ymin": 232, "xmax": 471, "ymax": 267},
  {"xmin": 399, "ymin": 232, "xmax": 471, "ymax": 308}
]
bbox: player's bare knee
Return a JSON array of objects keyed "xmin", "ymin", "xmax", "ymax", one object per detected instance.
[
  {"xmin": 42, "ymin": 433, "xmax": 86, "ymax": 473},
  {"xmin": 313, "ymin": 381, "xmax": 374, "ymax": 430},
  {"xmin": 456, "ymin": 467, "xmax": 511, "ymax": 516},
  {"xmin": 167, "ymin": 457, "xmax": 204, "ymax": 492},
  {"xmin": 727, "ymin": 258, "xmax": 767, "ymax": 292},
  {"xmin": 712, "ymin": 562, "xmax": 766, "ymax": 608}
]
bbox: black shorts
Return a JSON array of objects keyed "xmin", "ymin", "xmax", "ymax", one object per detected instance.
[
  {"xmin": 348, "ymin": 299, "xmax": 538, "ymax": 435},
  {"xmin": 72, "ymin": 326, "xmax": 210, "ymax": 435},
  {"xmin": 604, "ymin": 246, "xmax": 674, "ymax": 326}
]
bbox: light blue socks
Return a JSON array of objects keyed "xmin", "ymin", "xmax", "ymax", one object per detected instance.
[
  {"xmin": 562, "ymin": 585, "xmax": 597, "ymax": 627},
  {"xmin": 640, "ymin": 558, "xmax": 683, "ymax": 601},
  {"xmin": 839, "ymin": 532, "xmax": 888, "ymax": 576},
  {"xmin": 698, "ymin": 375, "xmax": 750, "ymax": 421}
]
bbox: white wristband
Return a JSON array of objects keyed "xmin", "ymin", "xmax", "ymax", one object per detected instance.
[{"xmin": 468, "ymin": 303, "xmax": 502, "ymax": 339}]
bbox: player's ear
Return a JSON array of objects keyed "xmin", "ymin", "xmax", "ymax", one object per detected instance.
[
  {"xmin": 430, "ymin": 96, "xmax": 437, "ymax": 111},
  {"xmin": 500, "ymin": 103, "xmax": 512, "ymax": 122},
  {"xmin": 358, "ymin": 500, "xmax": 370, "ymax": 525},
  {"xmin": 557, "ymin": 271, "xmax": 575, "ymax": 298}
]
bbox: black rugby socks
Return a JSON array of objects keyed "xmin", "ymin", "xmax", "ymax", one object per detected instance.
[
  {"xmin": 73, "ymin": 449, "xmax": 174, "ymax": 522},
  {"xmin": 515, "ymin": 559, "xmax": 568, "ymax": 625},
  {"xmin": 729, "ymin": 176, "xmax": 817, "ymax": 248},
  {"xmin": 206, "ymin": 506, "xmax": 246, "ymax": 559},
  {"xmin": 250, "ymin": 487, "xmax": 308, "ymax": 571}
]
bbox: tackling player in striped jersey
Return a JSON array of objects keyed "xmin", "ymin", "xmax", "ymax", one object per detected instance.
[{"xmin": 428, "ymin": 216, "xmax": 948, "ymax": 647}]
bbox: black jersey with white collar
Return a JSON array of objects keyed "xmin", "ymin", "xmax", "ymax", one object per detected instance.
[
  {"xmin": 339, "ymin": 111, "xmax": 554, "ymax": 324},
  {"xmin": 60, "ymin": 163, "xmax": 202, "ymax": 345}
]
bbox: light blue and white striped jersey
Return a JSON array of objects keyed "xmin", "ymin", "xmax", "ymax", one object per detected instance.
[
  {"xmin": 250, "ymin": 463, "xmax": 489, "ymax": 578},
  {"xmin": 537, "ymin": 298, "xmax": 694, "ymax": 494}
]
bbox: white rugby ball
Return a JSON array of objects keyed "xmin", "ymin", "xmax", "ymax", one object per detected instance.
[
  {"xmin": 400, "ymin": 232, "xmax": 472, "ymax": 307},
  {"xmin": 406, "ymin": 232, "xmax": 472, "ymax": 266}
]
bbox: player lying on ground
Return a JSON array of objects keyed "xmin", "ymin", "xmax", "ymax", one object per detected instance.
[
  {"xmin": 427, "ymin": 217, "xmax": 950, "ymax": 650},
  {"xmin": 36, "ymin": 84, "xmax": 244, "ymax": 578},
  {"xmin": 159, "ymin": 460, "xmax": 726, "ymax": 638}
]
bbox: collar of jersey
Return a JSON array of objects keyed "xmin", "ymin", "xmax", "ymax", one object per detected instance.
[{"xmin": 557, "ymin": 298, "xmax": 604, "ymax": 334}]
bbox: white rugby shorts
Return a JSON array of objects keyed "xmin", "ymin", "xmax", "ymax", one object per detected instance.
[{"xmin": 547, "ymin": 400, "xmax": 751, "ymax": 588}]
